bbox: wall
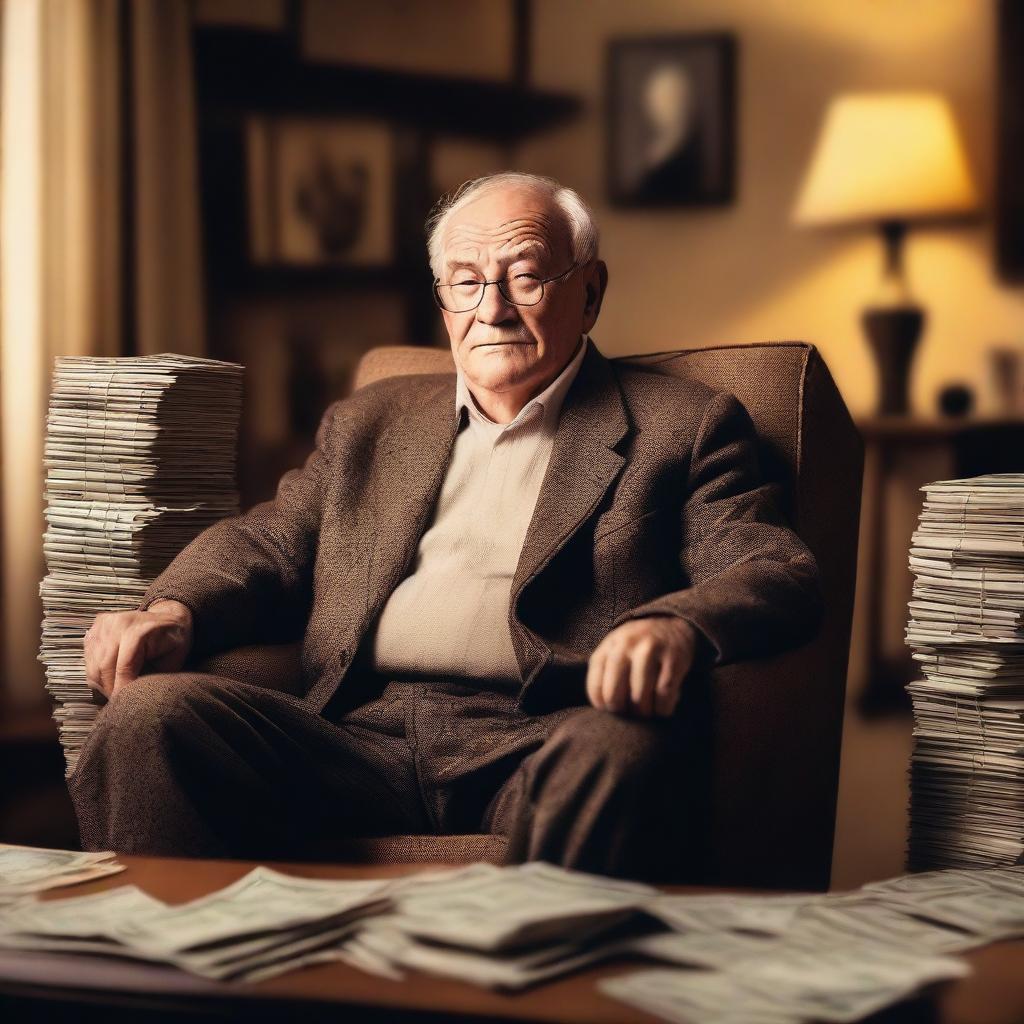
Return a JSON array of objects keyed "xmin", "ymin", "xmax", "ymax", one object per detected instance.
[{"xmin": 518, "ymin": 0, "xmax": 1023, "ymax": 418}]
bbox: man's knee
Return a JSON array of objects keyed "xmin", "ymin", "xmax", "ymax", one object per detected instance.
[
  {"xmin": 87, "ymin": 672, "xmax": 241, "ymax": 760},
  {"xmin": 544, "ymin": 707, "xmax": 673, "ymax": 776},
  {"xmin": 496, "ymin": 707, "xmax": 697, "ymax": 879}
]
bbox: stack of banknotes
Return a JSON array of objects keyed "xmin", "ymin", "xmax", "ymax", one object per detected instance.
[
  {"xmin": 905, "ymin": 473, "xmax": 1024, "ymax": 870},
  {"xmin": 0, "ymin": 843, "xmax": 124, "ymax": 903},
  {"xmin": 37, "ymin": 354, "xmax": 244, "ymax": 776},
  {"xmin": 6, "ymin": 845, "xmax": 1024, "ymax": 1022}
]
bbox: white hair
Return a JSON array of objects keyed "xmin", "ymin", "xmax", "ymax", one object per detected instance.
[{"xmin": 425, "ymin": 172, "xmax": 599, "ymax": 280}]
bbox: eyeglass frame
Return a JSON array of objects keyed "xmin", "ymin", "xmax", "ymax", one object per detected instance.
[{"xmin": 432, "ymin": 258, "xmax": 590, "ymax": 314}]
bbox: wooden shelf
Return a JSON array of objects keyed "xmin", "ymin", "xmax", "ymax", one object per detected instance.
[
  {"xmin": 193, "ymin": 28, "xmax": 582, "ymax": 141},
  {"xmin": 194, "ymin": 22, "xmax": 582, "ymax": 340},
  {"xmin": 856, "ymin": 415, "xmax": 1024, "ymax": 441},
  {"xmin": 217, "ymin": 264, "xmax": 407, "ymax": 296}
]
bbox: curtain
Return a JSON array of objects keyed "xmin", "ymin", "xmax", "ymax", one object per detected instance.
[{"xmin": 0, "ymin": 0, "xmax": 205, "ymax": 712}]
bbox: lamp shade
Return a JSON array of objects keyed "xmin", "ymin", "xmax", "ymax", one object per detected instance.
[{"xmin": 793, "ymin": 92, "xmax": 979, "ymax": 226}]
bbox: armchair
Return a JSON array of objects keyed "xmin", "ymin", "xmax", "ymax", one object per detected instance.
[{"xmin": 195, "ymin": 342, "xmax": 862, "ymax": 891}]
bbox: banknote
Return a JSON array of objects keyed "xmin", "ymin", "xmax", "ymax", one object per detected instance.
[
  {"xmin": 0, "ymin": 884, "xmax": 166, "ymax": 959},
  {"xmin": 110, "ymin": 866, "xmax": 392, "ymax": 956},
  {"xmin": 599, "ymin": 941, "xmax": 970, "ymax": 1024},
  {"xmin": 365, "ymin": 859, "xmax": 656, "ymax": 953},
  {"xmin": 0, "ymin": 843, "xmax": 124, "ymax": 896}
]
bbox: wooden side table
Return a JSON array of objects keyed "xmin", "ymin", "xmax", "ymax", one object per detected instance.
[{"xmin": 852, "ymin": 416, "xmax": 1024, "ymax": 715}]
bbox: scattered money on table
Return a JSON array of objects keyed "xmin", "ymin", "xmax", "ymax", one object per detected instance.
[
  {"xmin": 38, "ymin": 355, "xmax": 244, "ymax": 776},
  {"xmin": 905, "ymin": 473, "xmax": 1024, "ymax": 869},
  {"xmin": 0, "ymin": 863, "xmax": 393, "ymax": 981},
  {"xmin": 109, "ymin": 867, "xmax": 394, "ymax": 981},
  {"xmin": 5, "ymin": 849, "xmax": 1024, "ymax": 1019},
  {"xmin": 0, "ymin": 843, "xmax": 124, "ymax": 900},
  {"xmin": 361, "ymin": 860, "xmax": 655, "ymax": 951},
  {"xmin": 0, "ymin": 885, "xmax": 168, "ymax": 956}
]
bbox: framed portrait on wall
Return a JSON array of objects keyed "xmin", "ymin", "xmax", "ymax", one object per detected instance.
[
  {"xmin": 607, "ymin": 33, "xmax": 737, "ymax": 207},
  {"xmin": 246, "ymin": 116, "xmax": 395, "ymax": 268}
]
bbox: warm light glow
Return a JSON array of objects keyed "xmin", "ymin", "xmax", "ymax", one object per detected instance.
[
  {"xmin": 1, "ymin": 0, "xmax": 47, "ymax": 709},
  {"xmin": 793, "ymin": 92, "xmax": 979, "ymax": 226}
]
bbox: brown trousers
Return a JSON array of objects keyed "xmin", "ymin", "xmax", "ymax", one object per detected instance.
[{"xmin": 68, "ymin": 672, "xmax": 709, "ymax": 882}]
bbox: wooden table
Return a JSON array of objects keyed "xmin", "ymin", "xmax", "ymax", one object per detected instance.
[{"xmin": 1, "ymin": 855, "xmax": 1023, "ymax": 1023}]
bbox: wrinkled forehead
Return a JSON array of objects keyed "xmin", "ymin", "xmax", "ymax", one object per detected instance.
[{"xmin": 440, "ymin": 189, "xmax": 572, "ymax": 272}]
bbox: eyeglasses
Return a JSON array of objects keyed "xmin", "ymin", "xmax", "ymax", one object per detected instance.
[{"xmin": 433, "ymin": 261, "xmax": 584, "ymax": 313}]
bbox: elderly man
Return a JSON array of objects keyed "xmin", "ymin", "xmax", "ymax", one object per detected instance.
[{"xmin": 71, "ymin": 172, "xmax": 822, "ymax": 881}]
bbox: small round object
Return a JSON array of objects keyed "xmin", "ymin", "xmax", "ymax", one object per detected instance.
[{"xmin": 937, "ymin": 383, "xmax": 974, "ymax": 418}]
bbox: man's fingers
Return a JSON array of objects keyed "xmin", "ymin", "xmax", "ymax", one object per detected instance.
[
  {"xmin": 600, "ymin": 653, "xmax": 630, "ymax": 714},
  {"xmin": 591, "ymin": 618, "xmax": 699, "ymax": 716},
  {"xmin": 97, "ymin": 643, "xmax": 120, "ymax": 697},
  {"xmin": 83, "ymin": 637, "xmax": 98, "ymax": 691},
  {"xmin": 112, "ymin": 631, "xmax": 147, "ymax": 697},
  {"xmin": 83, "ymin": 609, "xmax": 192, "ymax": 699},
  {"xmin": 83, "ymin": 620, "xmax": 105, "ymax": 690},
  {"xmin": 586, "ymin": 648, "xmax": 607, "ymax": 709},
  {"xmin": 628, "ymin": 640, "xmax": 659, "ymax": 718},
  {"xmin": 654, "ymin": 654, "xmax": 682, "ymax": 717}
]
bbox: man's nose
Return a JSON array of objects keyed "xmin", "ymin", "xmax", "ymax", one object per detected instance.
[{"xmin": 475, "ymin": 281, "xmax": 518, "ymax": 325}]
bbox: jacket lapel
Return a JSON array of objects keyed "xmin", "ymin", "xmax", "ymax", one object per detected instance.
[
  {"xmin": 511, "ymin": 341, "xmax": 631, "ymax": 613},
  {"xmin": 363, "ymin": 375, "xmax": 461, "ymax": 616}
]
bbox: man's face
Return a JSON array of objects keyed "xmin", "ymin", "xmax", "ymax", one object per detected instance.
[{"xmin": 437, "ymin": 186, "xmax": 605, "ymax": 402}]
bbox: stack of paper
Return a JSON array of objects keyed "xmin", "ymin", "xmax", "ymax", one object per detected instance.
[
  {"xmin": 37, "ymin": 354, "xmax": 244, "ymax": 776},
  {"xmin": 905, "ymin": 474, "xmax": 1024, "ymax": 870}
]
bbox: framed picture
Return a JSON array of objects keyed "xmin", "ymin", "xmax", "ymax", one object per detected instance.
[
  {"xmin": 607, "ymin": 33, "xmax": 737, "ymax": 207},
  {"xmin": 246, "ymin": 116, "xmax": 395, "ymax": 268}
]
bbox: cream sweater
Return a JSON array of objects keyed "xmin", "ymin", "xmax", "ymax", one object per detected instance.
[{"xmin": 369, "ymin": 337, "xmax": 588, "ymax": 680}]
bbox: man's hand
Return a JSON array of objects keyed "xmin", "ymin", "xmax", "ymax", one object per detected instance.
[
  {"xmin": 83, "ymin": 599, "xmax": 194, "ymax": 700},
  {"xmin": 586, "ymin": 617, "xmax": 699, "ymax": 718}
]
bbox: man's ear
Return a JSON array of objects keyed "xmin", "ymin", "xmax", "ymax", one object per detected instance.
[{"xmin": 582, "ymin": 260, "xmax": 609, "ymax": 331}]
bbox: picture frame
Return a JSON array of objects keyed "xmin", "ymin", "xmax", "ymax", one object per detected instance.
[
  {"xmin": 246, "ymin": 116, "xmax": 396, "ymax": 269},
  {"xmin": 607, "ymin": 33, "xmax": 737, "ymax": 207}
]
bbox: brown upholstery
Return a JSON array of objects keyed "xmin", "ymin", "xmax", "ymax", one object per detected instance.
[
  {"xmin": 197, "ymin": 342, "xmax": 862, "ymax": 890},
  {"xmin": 298, "ymin": 833, "xmax": 509, "ymax": 866}
]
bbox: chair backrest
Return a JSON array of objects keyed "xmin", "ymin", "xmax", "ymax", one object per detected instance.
[{"xmin": 354, "ymin": 342, "xmax": 864, "ymax": 890}]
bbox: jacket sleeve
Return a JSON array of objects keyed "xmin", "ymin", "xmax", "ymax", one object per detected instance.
[
  {"xmin": 612, "ymin": 390, "xmax": 824, "ymax": 669},
  {"xmin": 137, "ymin": 399, "xmax": 342, "ymax": 659}
]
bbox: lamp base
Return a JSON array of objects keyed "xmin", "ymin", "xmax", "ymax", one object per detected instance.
[{"xmin": 861, "ymin": 305, "xmax": 925, "ymax": 415}]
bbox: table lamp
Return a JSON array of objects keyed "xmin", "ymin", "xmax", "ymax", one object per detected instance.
[{"xmin": 793, "ymin": 92, "xmax": 979, "ymax": 415}]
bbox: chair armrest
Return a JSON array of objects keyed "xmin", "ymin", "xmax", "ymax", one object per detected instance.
[
  {"xmin": 697, "ymin": 641, "xmax": 846, "ymax": 891},
  {"xmin": 193, "ymin": 643, "xmax": 303, "ymax": 696}
]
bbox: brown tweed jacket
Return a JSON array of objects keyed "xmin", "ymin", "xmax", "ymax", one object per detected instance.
[{"xmin": 140, "ymin": 340, "xmax": 823, "ymax": 714}]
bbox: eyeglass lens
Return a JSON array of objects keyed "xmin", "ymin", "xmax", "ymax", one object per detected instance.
[{"xmin": 435, "ymin": 276, "xmax": 544, "ymax": 313}]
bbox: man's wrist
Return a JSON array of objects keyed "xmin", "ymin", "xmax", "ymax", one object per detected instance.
[
  {"xmin": 637, "ymin": 612, "xmax": 697, "ymax": 643},
  {"xmin": 147, "ymin": 599, "xmax": 193, "ymax": 629}
]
